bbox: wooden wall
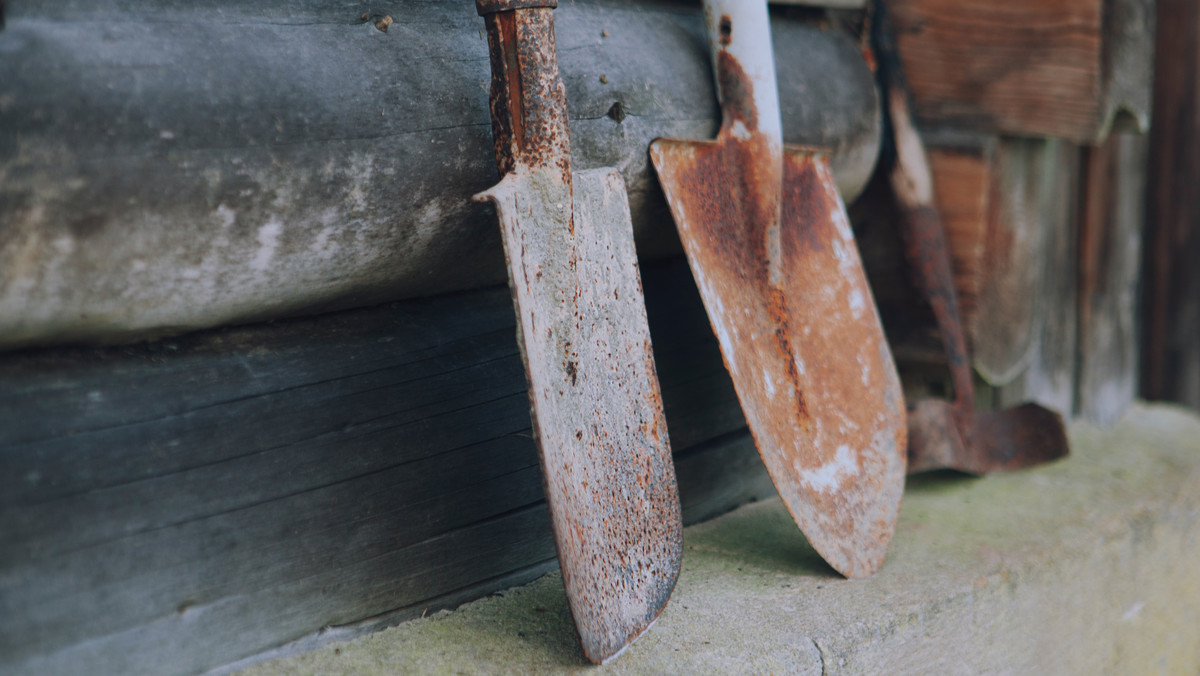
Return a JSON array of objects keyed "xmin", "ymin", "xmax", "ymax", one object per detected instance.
[
  {"xmin": 0, "ymin": 259, "xmax": 778, "ymax": 676},
  {"xmin": 0, "ymin": 1, "xmax": 1184, "ymax": 675}
]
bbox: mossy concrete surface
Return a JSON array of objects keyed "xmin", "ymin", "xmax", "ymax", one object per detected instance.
[{"xmin": 237, "ymin": 403, "xmax": 1200, "ymax": 675}]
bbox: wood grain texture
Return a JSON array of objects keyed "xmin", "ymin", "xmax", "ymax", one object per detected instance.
[
  {"xmin": 851, "ymin": 134, "xmax": 1084, "ymax": 415},
  {"xmin": 971, "ymin": 139, "xmax": 1054, "ymax": 386},
  {"xmin": 0, "ymin": 259, "xmax": 776, "ymax": 676},
  {"xmin": 907, "ymin": 137, "xmax": 1068, "ymax": 390},
  {"xmin": 888, "ymin": 0, "xmax": 1153, "ymax": 143},
  {"xmin": 994, "ymin": 139, "xmax": 1081, "ymax": 416},
  {"xmin": 1143, "ymin": 0, "xmax": 1200, "ymax": 409},
  {"xmin": 925, "ymin": 139, "xmax": 995, "ymax": 334},
  {"xmin": 1077, "ymin": 133, "xmax": 1146, "ymax": 424},
  {"xmin": 0, "ymin": 0, "xmax": 881, "ymax": 351}
]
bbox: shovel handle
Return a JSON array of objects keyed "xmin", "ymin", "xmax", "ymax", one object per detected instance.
[
  {"xmin": 476, "ymin": 0, "xmax": 570, "ymax": 183},
  {"xmin": 895, "ymin": 205, "xmax": 977, "ymax": 409},
  {"xmin": 702, "ymin": 0, "xmax": 783, "ymax": 152},
  {"xmin": 873, "ymin": 0, "xmax": 976, "ymax": 412}
]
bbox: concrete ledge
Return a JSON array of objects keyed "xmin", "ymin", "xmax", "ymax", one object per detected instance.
[{"xmin": 235, "ymin": 403, "xmax": 1200, "ymax": 675}]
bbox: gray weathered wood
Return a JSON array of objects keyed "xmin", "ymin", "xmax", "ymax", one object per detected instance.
[
  {"xmin": 1077, "ymin": 133, "xmax": 1146, "ymax": 424},
  {"xmin": 995, "ymin": 139, "xmax": 1081, "ymax": 415},
  {"xmin": 1102, "ymin": 0, "xmax": 1156, "ymax": 136},
  {"xmin": 0, "ymin": 0, "xmax": 880, "ymax": 350},
  {"xmin": 971, "ymin": 139, "xmax": 1052, "ymax": 386},
  {"xmin": 0, "ymin": 258, "xmax": 777, "ymax": 676}
]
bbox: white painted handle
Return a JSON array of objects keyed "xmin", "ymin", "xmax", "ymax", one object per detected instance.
[{"xmin": 703, "ymin": 0, "xmax": 783, "ymax": 149}]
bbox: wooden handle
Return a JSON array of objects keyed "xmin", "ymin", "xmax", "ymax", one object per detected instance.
[{"xmin": 895, "ymin": 205, "xmax": 976, "ymax": 409}]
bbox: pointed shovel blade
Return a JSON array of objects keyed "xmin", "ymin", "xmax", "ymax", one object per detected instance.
[
  {"xmin": 476, "ymin": 165, "xmax": 682, "ymax": 663},
  {"xmin": 650, "ymin": 141, "xmax": 906, "ymax": 578}
]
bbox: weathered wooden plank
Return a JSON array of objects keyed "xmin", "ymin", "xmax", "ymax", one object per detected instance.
[
  {"xmin": 971, "ymin": 138, "xmax": 1056, "ymax": 386},
  {"xmin": 888, "ymin": 0, "xmax": 1153, "ymax": 143},
  {"xmin": 849, "ymin": 133, "xmax": 1085, "ymax": 419},
  {"xmin": 1077, "ymin": 132, "xmax": 1146, "ymax": 424},
  {"xmin": 16, "ymin": 506, "xmax": 562, "ymax": 676},
  {"xmin": 923, "ymin": 134, "xmax": 996, "ymax": 333},
  {"xmin": 995, "ymin": 139, "xmax": 1081, "ymax": 415},
  {"xmin": 1143, "ymin": 0, "xmax": 1200, "ymax": 410},
  {"xmin": 853, "ymin": 134, "xmax": 1083, "ymax": 414},
  {"xmin": 0, "ymin": 0, "xmax": 880, "ymax": 351},
  {"xmin": 0, "ymin": 258, "xmax": 774, "ymax": 676}
]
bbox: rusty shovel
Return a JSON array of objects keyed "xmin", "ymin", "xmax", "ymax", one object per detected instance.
[
  {"xmin": 650, "ymin": 0, "xmax": 906, "ymax": 579},
  {"xmin": 472, "ymin": 0, "xmax": 682, "ymax": 664},
  {"xmin": 871, "ymin": 0, "xmax": 1070, "ymax": 475}
]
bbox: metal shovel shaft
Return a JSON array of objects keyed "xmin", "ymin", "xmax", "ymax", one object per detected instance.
[{"xmin": 473, "ymin": 0, "xmax": 682, "ymax": 664}]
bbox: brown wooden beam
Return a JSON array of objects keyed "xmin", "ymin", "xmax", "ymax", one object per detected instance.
[
  {"xmin": 887, "ymin": 0, "xmax": 1153, "ymax": 143},
  {"xmin": 1143, "ymin": 0, "xmax": 1200, "ymax": 408}
]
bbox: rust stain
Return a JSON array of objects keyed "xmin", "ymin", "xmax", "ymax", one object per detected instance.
[
  {"xmin": 717, "ymin": 14, "xmax": 732, "ymax": 45},
  {"xmin": 715, "ymin": 50, "xmax": 759, "ymax": 133}
]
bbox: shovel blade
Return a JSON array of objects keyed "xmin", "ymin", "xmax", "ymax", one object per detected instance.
[
  {"xmin": 972, "ymin": 404, "xmax": 1070, "ymax": 473},
  {"xmin": 908, "ymin": 400, "xmax": 1069, "ymax": 474},
  {"xmin": 906, "ymin": 399, "xmax": 968, "ymax": 474},
  {"xmin": 477, "ymin": 166, "xmax": 682, "ymax": 663},
  {"xmin": 650, "ymin": 140, "xmax": 906, "ymax": 578}
]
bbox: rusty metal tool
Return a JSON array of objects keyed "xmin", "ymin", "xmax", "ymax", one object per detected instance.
[
  {"xmin": 871, "ymin": 0, "xmax": 1070, "ymax": 475},
  {"xmin": 471, "ymin": 0, "xmax": 682, "ymax": 664},
  {"xmin": 650, "ymin": 0, "xmax": 906, "ymax": 579}
]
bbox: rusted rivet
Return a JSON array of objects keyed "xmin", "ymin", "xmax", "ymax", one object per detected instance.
[
  {"xmin": 375, "ymin": 15, "xmax": 392, "ymax": 32},
  {"xmin": 718, "ymin": 14, "xmax": 732, "ymax": 45}
]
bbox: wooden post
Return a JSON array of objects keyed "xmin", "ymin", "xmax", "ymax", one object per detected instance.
[
  {"xmin": 1143, "ymin": 0, "xmax": 1200, "ymax": 409},
  {"xmin": 1078, "ymin": 133, "xmax": 1147, "ymax": 424}
]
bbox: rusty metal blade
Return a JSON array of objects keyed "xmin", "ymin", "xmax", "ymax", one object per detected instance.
[
  {"xmin": 907, "ymin": 400, "xmax": 1069, "ymax": 475},
  {"xmin": 650, "ymin": 139, "xmax": 906, "ymax": 579},
  {"xmin": 476, "ymin": 166, "xmax": 682, "ymax": 664},
  {"xmin": 970, "ymin": 404, "xmax": 1069, "ymax": 472},
  {"xmin": 474, "ymin": 2, "xmax": 681, "ymax": 664}
]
